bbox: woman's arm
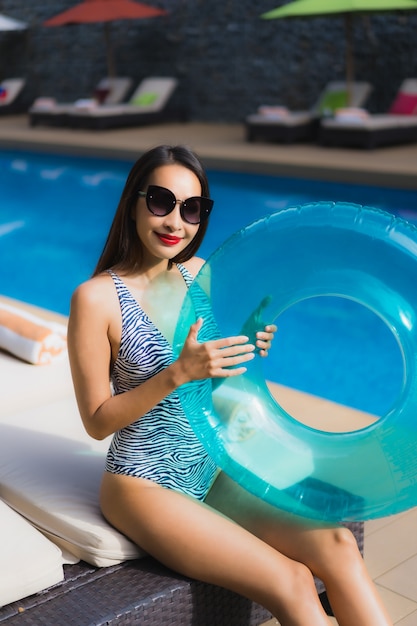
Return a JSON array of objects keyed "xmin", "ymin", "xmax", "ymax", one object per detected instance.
[{"xmin": 68, "ymin": 276, "xmax": 256, "ymax": 441}]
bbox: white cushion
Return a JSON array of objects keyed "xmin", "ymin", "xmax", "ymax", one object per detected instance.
[
  {"xmin": 246, "ymin": 111, "xmax": 313, "ymax": 127},
  {"xmin": 30, "ymin": 97, "xmax": 57, "ymax": 110},
  {"xmin": 0, "ymin": 396, "xmax": 144, "ymax": 567},
  {"xmin": 0, "ymin": 78, "xmax": 25, "ymax": 106},
  {"xmin": 127, "ymin": 77, "xmax": 178, "ymax": 111},
  {"xmin": 29, "ymin": 102, "xmax": 69, "ymax": 114},
  {"xmin": 95, "ymin": 76, "xmax": 133, "ymax": 104},
  {"xmin": 400, "ymin": 78, "xmax": 417, "ymax": 95},
  {"xmin": 321, "ymin": 113, "xmax": 417, "ymax": 130},
  {"xmin": 333, "ymin": 107, "xmax": 370, "ymax": 123},
  {"xmin": 0, "ymin": 350, "xmax": 72, "ymax": 418},
  {"xmin": 257, "ymin": 105, "xmax": 290, "ymax": 119},
  {"xmin": 0, "ymin": 499, "xmax": 64, "ymax": 607}
]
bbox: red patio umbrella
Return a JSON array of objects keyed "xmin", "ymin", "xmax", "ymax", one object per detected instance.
[{"xmin": 44, "ymin": 0, "xmax": 168, "ymax": 77}]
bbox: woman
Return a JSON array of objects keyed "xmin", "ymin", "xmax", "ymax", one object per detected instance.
[{"xmin": 68, "ymin": 145, "xmax": 392, "ymax": 626}]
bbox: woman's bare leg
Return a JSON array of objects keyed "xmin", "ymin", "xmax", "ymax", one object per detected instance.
[
  {"xmin": 100, "ymin": 472, "xmax": 331, "ymax": 626},
  {"xmin": 206, "ymin": 472, "xmax": 393, "ymax": 626}
]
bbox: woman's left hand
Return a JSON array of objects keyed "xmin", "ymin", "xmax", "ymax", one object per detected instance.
[{"xmin": 255, "ymin": 324, "xmax": 277, "ymax": 357}]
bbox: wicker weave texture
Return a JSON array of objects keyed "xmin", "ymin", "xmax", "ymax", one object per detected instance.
[
  {"xmin": 0, "ymin": 523, "xmax": 364, "ymax": 625},
  {"xmin": 0, "ymin": 558, "xmax": 271, "ymax": 625}
]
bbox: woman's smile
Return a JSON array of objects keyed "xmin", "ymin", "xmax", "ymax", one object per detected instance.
[{"xmin": 155, "ymin": 232, "xmax": 183, "ymax": 246}]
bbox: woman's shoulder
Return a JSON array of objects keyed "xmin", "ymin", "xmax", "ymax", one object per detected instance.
[
  {"xmin": 71, "ymin": 272, "xmax": 116, "ymax": 311},
  {"xmin": 181, "ymin": 256, "xmax": 205, "ymax": 278}
]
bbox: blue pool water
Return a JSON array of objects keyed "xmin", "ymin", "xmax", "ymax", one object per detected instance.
[{"xmin": 1, "ymin": 149, "xmax": 415, "ymax": 417}]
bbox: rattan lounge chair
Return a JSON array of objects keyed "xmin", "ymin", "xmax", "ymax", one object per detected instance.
[
  {"xmin": 29, "ymin": 77, "xmax": 182, "ymax": 130},
  {"xmin": 28, "ymin": 76, "xmax": 133, "ymax": 127},
  {"xmin": 245, "ymin": 81, "xmax": 372, "ymax": 143},
  {"xmin": 0, "ymin": 557, "xmax": 274, "ymax": 625},
  {"xmin": 319, "ymin": 79, "xmax": 417, "ymax": 149}
]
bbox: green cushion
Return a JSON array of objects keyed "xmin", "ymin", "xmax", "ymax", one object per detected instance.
[
  {"xmin": 130, "ymin": 92, "xmax": 158, "ymax": 106},
  {"xmin": 317, "ymin": 90, "xmax": 348, "ymax": 115}
]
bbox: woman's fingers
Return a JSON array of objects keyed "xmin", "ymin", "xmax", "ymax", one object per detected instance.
[
  {"xmin": 255, "ymin": 323, "xmax": 277, "ymax": 357},
  {"xmin": 208, "ymin": 335, "xmax": 254, "ymax": 353},
  {"xmin": 187, "ymin": 317, "xmax": 204, "ymax": 342},
  {"xmin": 179, "ymin": 322, "xmax": 256, "ymax": 381},
  {"xmin": 202, "ymin": 337, "xmax": 255, "ymax": 377},
  {"xmin": 183, "ymin": 318, "xmax": 278, "ymax": 377}
]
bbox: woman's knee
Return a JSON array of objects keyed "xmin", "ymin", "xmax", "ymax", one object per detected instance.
[
  {"xmin": 269, "ymin": 560, "xmax": 320, "ymax": 621},
  {"xmin": 289, "ymin": 559, "xmax": 317, "ymax": 593},
  {"xmin": 331, "ymin": 526, "xmax": 359, "ymax": 554},
  {"xmin": 314, "ymin": 526, "xmax": 361, "ymax": 578}
]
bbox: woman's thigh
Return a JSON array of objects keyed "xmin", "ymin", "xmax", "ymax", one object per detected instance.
[
  {"xmin": 205, "ymin": 472, "xmax": 350, "ymax": 574},
  {"xmin": 99, "ymin": 471, "xmax": 308, "ymax": 603}
]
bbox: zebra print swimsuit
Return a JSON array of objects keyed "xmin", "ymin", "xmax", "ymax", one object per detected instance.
[{"xmin": 105, "ymin": 267, "xmax": 218, "ymax": 501}]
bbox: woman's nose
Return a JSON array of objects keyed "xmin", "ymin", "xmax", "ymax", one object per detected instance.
[{"xmin": 164, "ymin": 203, "xmax": 183, "ymax": 230}]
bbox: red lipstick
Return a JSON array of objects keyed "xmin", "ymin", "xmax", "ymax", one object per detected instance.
[{"xmin": 156, "ymin": 233, "xmax": 182, "ymax": 246}]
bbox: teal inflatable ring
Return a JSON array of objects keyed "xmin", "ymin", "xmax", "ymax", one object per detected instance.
[{"xmin": 174, "ymin": 202, "xmax": 417, "ymax": 522}]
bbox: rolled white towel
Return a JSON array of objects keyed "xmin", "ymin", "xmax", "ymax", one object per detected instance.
[
  {"xmin": 0, "ymin": 303, "xmax": 67, "ymax": 365},
  {"xmin": 333, "ymin": 107, "xmax": 370, "ymax": 124},
  {"xmin": 257, "ymin": 105, "xmax": 289, "ymax": 119}
]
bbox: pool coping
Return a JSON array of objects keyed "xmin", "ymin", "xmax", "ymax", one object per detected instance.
[{"xmin": 1, "ymin": 116, "xmax": 417, "ymax": 190}]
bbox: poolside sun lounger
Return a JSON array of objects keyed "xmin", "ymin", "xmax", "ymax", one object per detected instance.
[
  {"xmin": 28, "ymin": 76, "xmax": 133, "ymax": 127},
  {"xmin": 29, "ymin": 77, "xmax": 182, "ymax": 130},
  {"xmin": 319, "ymin": 79, "xmax": 417, "ymax": 149},
  {"xmin": 245, "ymin": 81, "xmax": 372, "ymax": 143}
]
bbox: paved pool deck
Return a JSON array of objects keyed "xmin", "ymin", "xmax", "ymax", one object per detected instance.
[{"xmin": 0, "ymin": 115, "xmax": 417, "ymax": 191}]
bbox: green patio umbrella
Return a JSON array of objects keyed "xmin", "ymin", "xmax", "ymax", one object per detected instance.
[{"xmin": 262, "ymin": 0, "xmax": 417, "ymax": 104}]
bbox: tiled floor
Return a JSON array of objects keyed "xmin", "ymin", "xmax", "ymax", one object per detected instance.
[
  {"xmin": 1, "ymin": 115, "xmax": 417, "ymax": 625},
  {"xmin": 261, "ymin": 509, "xmax": 417, "ymax": 625}
]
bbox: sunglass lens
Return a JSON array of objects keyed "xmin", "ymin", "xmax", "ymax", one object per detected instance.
[
  {"xmin": 148, "ymin": 187, "xmax": 175, "ymax": 216},
  {"xmin": 182, "ymin": 198, "xmax": 202, "ymax": 224}
]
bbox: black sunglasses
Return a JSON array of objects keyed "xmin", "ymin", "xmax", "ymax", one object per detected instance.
[{"xmin": 138, "ymin": 185, "xmax": 213, "ymax": 225}]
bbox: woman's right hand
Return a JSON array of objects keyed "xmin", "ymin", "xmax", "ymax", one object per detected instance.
[{"xmin": 175, "ymin": 318, "xmax": 255, "ymax": 383}]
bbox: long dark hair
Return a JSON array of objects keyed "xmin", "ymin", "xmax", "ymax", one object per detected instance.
[{"xmin": 93, "ymin": 145, "xmax": 211, "ymax": 276}]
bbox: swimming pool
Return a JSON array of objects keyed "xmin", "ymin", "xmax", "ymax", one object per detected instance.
[{"xmin": 1, "ymin": 148, "xmax": 414, "ymax": 416}]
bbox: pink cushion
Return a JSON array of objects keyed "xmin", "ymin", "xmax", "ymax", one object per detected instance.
[{"xmin": 389, "ymin": 91, "xmax": 417, "ymax": 115}]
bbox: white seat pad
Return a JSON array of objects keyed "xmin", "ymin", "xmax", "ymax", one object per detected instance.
[
  {"xmin": 0, "ymin": 499, "xmax": 64, "ymax": 607},
  {"xmin": 0, "ymin": 396, "xmax": 144, "ymax": 567}
]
